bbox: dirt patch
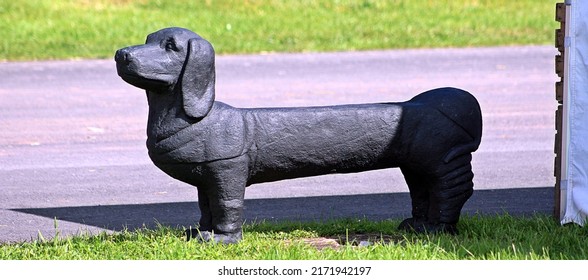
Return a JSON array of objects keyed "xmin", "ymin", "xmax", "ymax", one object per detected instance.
[{"xmin": 298, "ymin": 233, "xmax": 403, "ymax": 250}]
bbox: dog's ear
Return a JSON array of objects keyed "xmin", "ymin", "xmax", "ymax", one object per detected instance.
[{"xmin": 181, "ymin": 37, "xmax": 215, "ymax": 119}]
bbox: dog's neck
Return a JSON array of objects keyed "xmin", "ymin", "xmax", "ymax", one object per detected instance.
[{"xmin": 145, "ymin": 89, "xmax": 197, "ymax": 142}]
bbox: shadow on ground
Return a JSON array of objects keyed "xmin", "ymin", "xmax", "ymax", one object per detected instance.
[{"xmin": 11, "ymin": 187, "xmax": 554, "ymax": 232}]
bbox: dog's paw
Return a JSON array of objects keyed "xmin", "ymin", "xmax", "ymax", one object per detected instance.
[
  {"xmin": 398, "ymin": 218, "xmax": 458, "ymax": 235},
  {"xmin": 397, "ymin": 217, "xmax": 427, "ymax": 232},
  {"xmin": 433, "ymin": 223, "xmax": 458, "ymax": 235},
  {"xmin": 185, "ymin": 228, "xmax": 242, "ymax": 244}
]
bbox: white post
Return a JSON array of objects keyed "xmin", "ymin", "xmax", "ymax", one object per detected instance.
[{"xmin": 560, "ymin": 0, "xmax": 588, "ymax": 225}]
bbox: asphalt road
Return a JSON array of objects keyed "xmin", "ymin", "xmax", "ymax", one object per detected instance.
[{"xmin": 0, "ymin": 46, "xmax": 558, "ymax": 243}]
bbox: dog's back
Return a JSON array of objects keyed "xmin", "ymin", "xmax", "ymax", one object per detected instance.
[{"xmin": 243, "ymin": 103, "xmax": 406, "ymax": 183}]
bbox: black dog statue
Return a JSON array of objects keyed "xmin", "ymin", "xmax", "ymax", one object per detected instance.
[{"xmin": 115, "ymin": 27, "xmax": 482, "ymax": 244}]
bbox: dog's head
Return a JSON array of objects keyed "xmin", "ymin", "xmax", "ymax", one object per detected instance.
[{"xmin": 115, "ymin": 27, "xmax": 215, "ymax": 119}]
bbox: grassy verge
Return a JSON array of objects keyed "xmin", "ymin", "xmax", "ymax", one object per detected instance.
[
  {"xmin": 1, "ymin": 0, "xmax": 558, "ymax": 61},
  {"xmin": 1, "ymin": 214, "xmax": 586, "ymax": 260}
]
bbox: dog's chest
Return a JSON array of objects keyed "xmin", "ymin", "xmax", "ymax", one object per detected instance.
[{"xmin": 147, "ymin": 103, "xmax": 248, "ymax": 164}]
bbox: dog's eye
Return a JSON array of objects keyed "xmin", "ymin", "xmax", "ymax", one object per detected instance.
[{"xmin": 164, "ymin": 39, "xmax": 178, "ymax": 52}]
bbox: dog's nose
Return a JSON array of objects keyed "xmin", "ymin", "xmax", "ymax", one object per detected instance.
[{"xmin": 114, "ymin": 49, "xmax": 132, "ymax": 65}]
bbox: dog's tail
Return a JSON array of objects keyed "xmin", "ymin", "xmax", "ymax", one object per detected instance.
[{"xmin": 410, "ymin": 87, "xmax": 483, "ymax": 163}]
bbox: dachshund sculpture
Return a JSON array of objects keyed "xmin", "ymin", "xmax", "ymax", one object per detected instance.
[{"xmin": 115, "ymin": 27, "xmax": 482, "ymax": 244}]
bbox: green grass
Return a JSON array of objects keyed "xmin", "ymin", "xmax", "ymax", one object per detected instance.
[
  {"xmin": 2, "ymin": 214, "xmax": 587, "ymax": 260},
  {"xmin": 0, "ymin": 0, "xmax": 559, "ymax": 61}
]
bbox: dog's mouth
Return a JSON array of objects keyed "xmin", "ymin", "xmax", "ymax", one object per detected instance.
[{"xmin": 117, "ymin": 68, "xmax": 173, "ymax": 90}]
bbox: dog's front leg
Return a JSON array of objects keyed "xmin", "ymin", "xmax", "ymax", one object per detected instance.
[
  {"xmin": 197, "ymin": 190, "xmax": 213, "ymax": 231},
  {"xmin": 186, "ymin": 155, "xmax": 249, "ymax": 244}
]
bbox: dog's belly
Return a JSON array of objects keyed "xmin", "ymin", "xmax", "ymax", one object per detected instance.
[{"xmin": 245, "ymin": 103, "xmax": 406, "ymax": 184}]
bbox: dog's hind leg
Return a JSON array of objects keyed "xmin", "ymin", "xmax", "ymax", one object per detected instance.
[
  {"xmin": 399, "ymin": 153, "xmax": 474, "ymax": 234},
  {"xmin": 398, "ymin": 167, "xmax": 431, "ymax": 232},
  {"xmin": 431, "ymin": 153, "xmax": 474, "ymax": 234}
]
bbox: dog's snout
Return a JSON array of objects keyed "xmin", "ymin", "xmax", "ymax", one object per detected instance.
[{"xmin": 114, "ymin": 49, "xmax": 132, "ymax": 64}]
